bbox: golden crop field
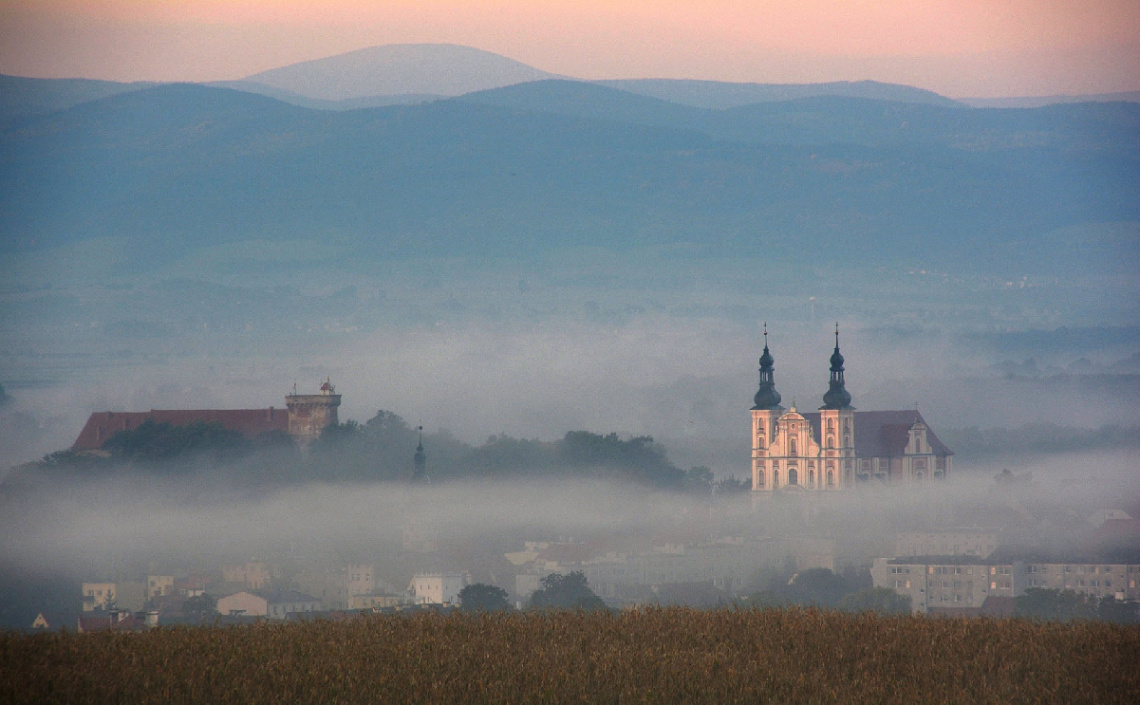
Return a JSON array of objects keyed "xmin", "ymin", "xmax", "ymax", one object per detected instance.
[{"xmin": 3, "ymin": 608, "xmax": 1138, "ymax": 704}]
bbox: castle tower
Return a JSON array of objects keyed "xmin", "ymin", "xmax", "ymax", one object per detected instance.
[
  {"xmin": 819, "ymin": 324, "xmax": 855, "ymax": 489},
  {"xmin": 751, "ymin": 325, "xmax": 785, "ymax": 492},
  {"xmin": 286, "ymin": 377, "xmax": 341, "ymax": 445}
]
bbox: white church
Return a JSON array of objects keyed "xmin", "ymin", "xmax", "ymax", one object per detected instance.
[{"xmin": 750, "ymin": 326, "xmax": 952, "ymax": 493}]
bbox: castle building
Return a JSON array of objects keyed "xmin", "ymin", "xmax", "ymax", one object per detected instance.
[
  {"xmin": 285, "ymin": 378, "xmax": 341, "ymax": 445},
  {"xmin": 750, "ymin": 326, "xmax": 952, "ymax": 493},
  {"xmin": 72, "ymin": 379, "xmax": 341, "ymax": 451}
]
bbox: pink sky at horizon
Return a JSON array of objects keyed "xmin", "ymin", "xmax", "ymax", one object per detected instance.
[{"xmin": 1, "ymin": 1, "xmax": 1138, "ymax": 98}]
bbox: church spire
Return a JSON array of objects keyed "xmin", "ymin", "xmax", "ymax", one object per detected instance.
[
  {"xmin": 821, "ymin": 322, "xmax": 854, "ymax": 410},
  {"xmin": 411, "ymin": 425, "xmax": 430, "ymax": 484},
  {"xmin": 752, "ymin": 323, "xmax": 784, "ymax": 410}
]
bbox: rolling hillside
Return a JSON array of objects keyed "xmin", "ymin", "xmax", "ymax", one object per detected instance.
[{"xmin": 2, "ymin": 81, "xmax": 1136, "ymax": 280}]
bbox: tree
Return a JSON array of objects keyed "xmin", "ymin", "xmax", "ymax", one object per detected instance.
[
  {"xmin": 1097, "ymin": 595, "xmax": 1139, "ymax": 624},
  {"xmin": 683, "ymin": 466, "xmax": 714, "ymax": 494},
  {"xmin": 458, "ymin": 584, "xmax": 512, "ymax": 612},
  {"xmin": 839, "ymin": 587, "xmax": 912, "ymax": 614},
  {"xmin": 102, "ymin": 419, "xmax": 249, "ymax": 464},
  {"xmin": 558, "ymin": 432, "xmax": 684, "ymax": 487},
  {"xmin": 782, "ymin": 568, "xmax": 851, "ymax": 608},
  {"xmin": 1016, "ymin": 588, "xmax": 1097, "ymax": 621},
  {"xmin": 714, "ymin": 475, "xmax": 752, "ymax": 495},
  {"xmin": 528, "ymin": 572, "xmax": 607, "ymax": 611},
  {"xmin": 182, "ymin": 593, "xmax": 218, "ymax": 622}
]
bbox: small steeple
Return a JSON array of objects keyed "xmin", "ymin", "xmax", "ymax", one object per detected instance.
[
  {"xmin": 752, "ymin": 323, "xmax": 784, "ymax": 410},
  {"xmin": 411, "ymin": 425, "xmax": 430, "ymax": 484},
  {"xmin": 821, "ymin": 322, "xmax": 854, "ymax": 410}
]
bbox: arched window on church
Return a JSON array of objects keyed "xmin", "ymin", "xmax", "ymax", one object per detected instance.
[
  {"xmin": 773, "ymin": 470, "xmax": 779, "ymax": 488},
  {"xmin": 843, "ymin": 433, "xmax": 850, "ymax": 448},
  {"xmin": 826, "ymin": 435, "xmax": 834, "ymax": 449},
  {"xmin": 789, "ymin": 437, "xmax": 798, "ymax": 456},
  {"xmin": 826, "ymin": 418, "xmax": 834, "ymax": 431},
  {"xmin": 808, "ymin": 469, "xmax": 815, "ymax": 488},
  {"xmin": 827, "ymin": 469, "xmax": 835, "ymax": 487},
  {"xmin": 789, "ymin": 467, "xmax": 798, "ymax": 485}
]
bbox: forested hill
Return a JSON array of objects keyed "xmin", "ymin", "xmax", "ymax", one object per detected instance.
[
  {"xmin": 15, "ymin": 410, "xmax": 732, "ymax": 493},
  {"xmin": 1, "ymin": 81, "xmax": 1136, "ymax": 280}
]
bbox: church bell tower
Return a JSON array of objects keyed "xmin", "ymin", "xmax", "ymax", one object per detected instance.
[
  {"xmin": 750, "ymin": 324, "xmax": 784, "ymax": 492},
  {"xmin": 819, "ymin": 324, "xmax": 855, "ymax": 488}
]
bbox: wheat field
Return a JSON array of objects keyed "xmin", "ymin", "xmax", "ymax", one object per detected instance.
[{"xmin": 3, "ymin": 608, "xmax": 1138, "ymax": 704}]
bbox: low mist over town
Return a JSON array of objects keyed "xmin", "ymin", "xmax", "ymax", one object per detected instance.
[{"xmin": 1, "ymin": 2, "xmax": 1138, "ymax": 701}]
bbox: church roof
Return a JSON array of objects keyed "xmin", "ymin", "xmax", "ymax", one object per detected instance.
[
  {"xmin": 72, "ymin": 408, "xmax": 289, "ymax": 451},
  {"xmin": 801, "ymin": 409, "xmax": 953, "ymax": 457}
]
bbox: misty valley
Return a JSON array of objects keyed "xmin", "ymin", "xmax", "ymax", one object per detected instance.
[{"xmin": 1, "ymin": 48, "xmax": 1138, "ymax": 646}]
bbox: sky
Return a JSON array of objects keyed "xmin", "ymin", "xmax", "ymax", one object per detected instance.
[{"xmin": 1, "ymin": 1, "xmax": 1139, "ymax": 98}]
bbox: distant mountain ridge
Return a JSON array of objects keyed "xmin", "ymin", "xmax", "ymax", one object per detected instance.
[
  {"xmin": 240, "ymin": 44, "xmax": 561, "ymax": 101},
  {"xmin": 0, "ymin": 74, "xmax": 155, "ymax": 125},
  {"xmin": 596, "ymin": 78, "xmax": 963, "ymax": 109},
  {"xmin": 2, "ymin": 81, "xmax": 1136, "ymax": 281},
  {"xmin": 959, "ymin": 91, "xmax": 1140, "ymax": 109},
  {"xmin": 5, "ymin": 44, "xmax": 1138, "ymax": 124}
]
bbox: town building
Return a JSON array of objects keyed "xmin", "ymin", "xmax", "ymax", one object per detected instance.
[
  {"xmin": 147, "ymin": 575, "xmax": 174, "ymax": 600},
  {"xmin": 408, "ymin": 573, "xmax": 470, "ymax": 606},
  {"xmin": 1021, "ymin": 562, "xmax": 1140, "ymax": 601},
  {"xmin": 295, "ymin": 563, "xmax": 381, "ymax": 611},
  {"xmin": 873, "ymin": 556, "xmax": 1140, "ymax": 615},
  {"xmin": 750, "ymin": 326, "xmax": 953, "ymax": 492},
  {"xmin": 81, "ymin": 582, "xmax": 117, "ymax": 612},
  {"xmin": 871, "ymin": 556, "xmax": 1025, "ymax": 615},
  {"xmin": 222, "ymin": 561, "xmax": 273, "ymax": 590},
  {"xmin": 216, "ymin": 590, "xmax": 321, "ymax": 619},
  {"xmin": 70, "ymin": 379, "xmax": 341, "ymax": 451}
]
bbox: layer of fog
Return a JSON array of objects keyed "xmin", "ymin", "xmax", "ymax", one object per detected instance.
[
  {"xmin": 2, "ymin": 449, "xmax": 1136, "ymax": 585},
  {"xmin": 3, "ymin": 314, "xmax": 1137, "ymax": 472}
]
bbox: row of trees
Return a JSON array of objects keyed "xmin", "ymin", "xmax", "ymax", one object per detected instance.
[
  {"xmin": 744, "ymin": 566, "xmax": 911, "ymax": 614},
  {"xmin": 458, "ymin": 572, "xmax": 606, "ymax": 613},
  {"xmin": 28, "ymin": 410, "xmax": 751, "ymax": 493},
  {"xmin": 1016, "ymin": 588, "xmax": 1138, "ymax": 623}
]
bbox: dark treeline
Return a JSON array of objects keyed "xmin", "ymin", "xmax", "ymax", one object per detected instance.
[{"xmin": 16, "ymin": 410, "xmax": 749, "ymax": 494}]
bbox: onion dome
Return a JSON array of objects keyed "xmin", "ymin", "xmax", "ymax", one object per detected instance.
[
  {"xmin": 752, "ymin": 324, "xmax": 784, "ymax": 410},
  {"xmin": 821, "ymin": 323, "xmax": 854, "ymax": 410}
]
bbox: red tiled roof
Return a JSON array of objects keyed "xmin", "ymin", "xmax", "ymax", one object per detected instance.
[
  {"xmin": 77, "ymin": 613, "xmax": 145, "ymax": 632},
  {"xmin": 72, "ymin": 408, "xmax": 289, "ymax": 451}
]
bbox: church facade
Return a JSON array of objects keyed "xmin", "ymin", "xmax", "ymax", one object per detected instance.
[{"xmin": 750, "ymin": 327, "xmax": 952, "ymax": 493}]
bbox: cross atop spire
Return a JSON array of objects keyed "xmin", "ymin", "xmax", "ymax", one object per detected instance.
[
  {"xmin": 752, "ymin": 323, "xmax": 783, "ymax": 410},
  {"xmin": 822, "ymin": 323, "xmax": 854, "ymax": 410}
]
